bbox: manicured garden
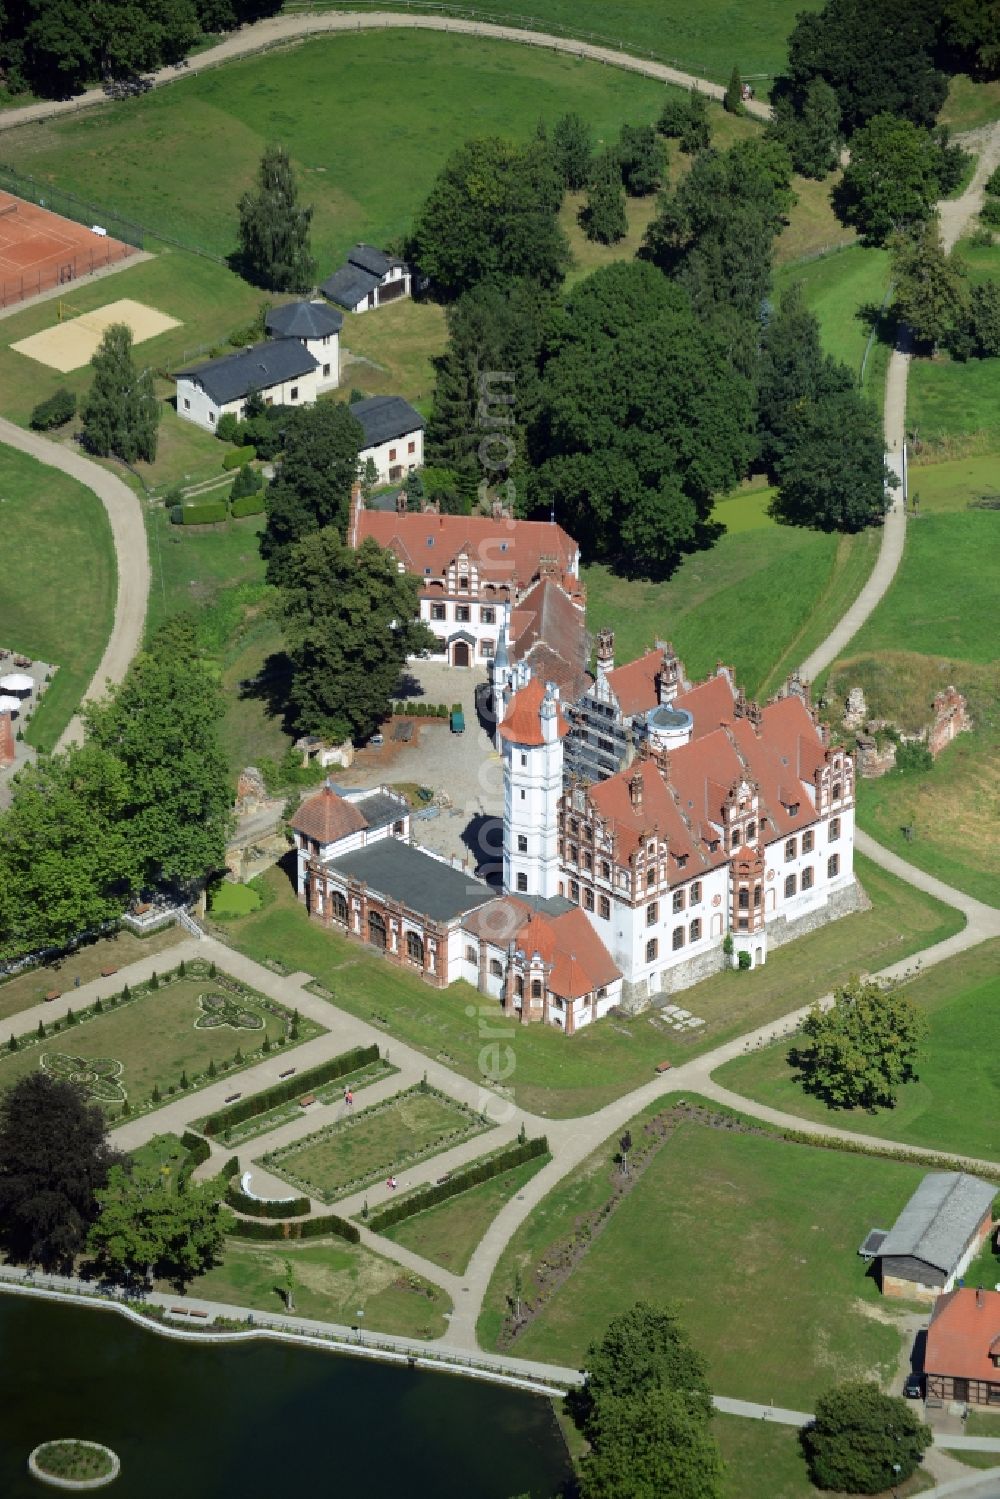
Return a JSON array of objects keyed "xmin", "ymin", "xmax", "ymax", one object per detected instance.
[
  {"xmin": 714, "ymin": 941, "xmax": 1000, "ymax": 1158},
  {"xmin": 29, "ymin": 1439, "xmax": 116, "ymax": 1485},
  {"xmin": 193, "ymin": 1054, "xmax": 397, "ymax": 1145},
  {"xmin": 0, "ymin": 924, "xmax": 182, "ymax": 1024},
  {"xmin": 479, "ymin": 1100, "xmax": 927, "ymax": 1407},
  {"xmin": 380, "ymin": 1153, "xmax": 550, "ymax": 1275},
  {"xmin": 260, "ymin": 1083, "xmax": 493, "ymax": 1202},
  {"xmin": 0, "ymin": 444, "xmax": 116, "ymax": 754},
  {"xmin": 0, "ymin": 961, "xmax": 321, "ymax": 1113},
  {"xmin": 186, "ymin": 1233, "xmax": 452, "ymax": 1339},
  {"xmin": 224, "ymin": 853, "xmax": 962, "ymax": 1118}
]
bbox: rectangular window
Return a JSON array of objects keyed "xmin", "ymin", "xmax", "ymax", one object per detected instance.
[
  {"xmin": 208, "ymin": 411, "xmax": 215, "ymax": 424},
  {"xmin": 183, "ymin": 397, "xmax": 190, "ymax": 410},
  {"xmin": 689, "ymin": 918, "xmax": 702, "ymax": 942},
  {"xmin": 646, "ymin": 901, "xmax": 658, "ymax": 925},
  {"xmin": 570, "ymin": 880, "xmax": 580, "ymax": 902},
  {"xmin": 389, "ymin": 448, "xmax": 397, "ymax": 461},
  {"xmin": 731, "ymin": 828, "xmax": 740, "ymax": 850},
  {"xmin": 480, "ymin": 607, "xmax": 495, "ymax": 624},
  {"xmin": 465, "ymin": 946, "xmax": 478, "ymax": 965},
  {"xmin": 785, "ymin": 838, "xmax": 797, "ymax": 861},
  {"xmin": 672, "ymin": 890, "xmax": 685, "ymax": 914},
  {"xmin": 517, "ymin": 835, "xmax": 527, "ymax": 853},
  {"xmin": 753, "ymin": 885, "xmax": 762, "ymax": 907},
  {"xmin": 490, "ymin": 959, "xmax": 503, "ymax": 978},
  {"xmin": 690, "ymin": 881, "xmax": 702, "ymax": 903},
  {"xmin": 784, "ymin": 873, "xmax": 797, "ymax": 897},
  {"xmin": 531, "ymin": 979, "xmax": 543, "ymax": 1000},
  {"xmin": 430, "ymin": 603, "xmax": 446, "ymax": 621},
  {"xmin": 829, "ymin": 817, "xmax": 841, "ymax": 841},
  {"xmin": 746, "ymin": 820, "xmax": 756, "ymax": 842},
  {"xmin": 520, "ymin": 754, "xmax": 527, "ymax": 768},
  {"xmin": 583, "ymin": 851, "xmax": 592, "ymax": 871},
  {"xmin": 584, "ymin": 888, "xmax": 594, "ymax": 911},
  {"xmin": 827, "ymin": 854, "xmax": 839, "ymax": 879},
  {"xmin": 458, "ymin": 575, "xmax": 469, "ymax": 590},
  {"xmin": 407, "ymin": 440, "xmax": 415, "ymax": 454},
  {"xmin": 802, "ymin": 867, "xmax": 814, "ymax": 891},
  {"xmin": 516, "ymin": 872, "xmax": 528, "ymax": 892},
  {"xmin": 738, "ymin": 888, "xmax": 749, "ymax": 909},
  {"xmin": 672, "ymin": 926, "xmax": 685, "ymax": 950},
  {"xmin": 598, "ymin": 895, "xmax": 611, "ymax": 920},
  {"xmin": 601, "ymin": 861, "xmax": 611, "ymax": 880},
  {"xmin": 646, "ymin": 869, "xmax": 656, "ymax": 887},
  {"xmin": 520, "ymin": 789, "xmax": 525, "ymax": 801},
  {"xmin": 645, "ymin": 938, "xmax": 658, "ymax": 963},
  {"xmin": 455, "ymin": 606, "xmax": 470, "ymax": 623},
  {"xmin": 290, "ymin": 386, "xmax": 299, "ymax": 401},
  {"xmin": 802, "ymin": 830, "xmax": 815, "ymax": 854},
  {"xmin": 480, "ymin": 639, "xmax": 494, "ymax": 658},
  {"xmin": 322, "ymin": 363, "xmax": 331, "ymax": 377},
  {"xmin": 568, "ymin": 844, "xmax": 578, "ymax": 864}
]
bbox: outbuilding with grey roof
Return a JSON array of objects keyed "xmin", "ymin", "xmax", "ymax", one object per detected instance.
[{"xmin": 876, "ymin": 1172, "xmax": 996, "ymax": 1302}]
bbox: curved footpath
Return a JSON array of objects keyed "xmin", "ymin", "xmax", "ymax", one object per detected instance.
[
  {"xmin": 0, "ymin": 419, "xmax": 149, "ymax": 751},
  {"xmin": 0, "ymin": 11, "xmax": 773, "ymax": 136}
]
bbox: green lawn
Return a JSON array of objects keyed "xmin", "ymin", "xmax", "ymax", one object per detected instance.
[
  {"xmin": 193, "ymin": 1056, "xmax": 397, "ymax": 1145},
  {"xmin": 940, "ymin": 74, "xmax": 1000, "ymax": 132},
  {"xmin": 0, "ymin": 963, "xmax": 321, "ymax": 1111},
  {"xmin": 297, "ymin": 0, "xmax": 818, "ymax": 84},
  {"xmin": 479, "ymin": 1102, "xmax": 926, "ymax": 1407},
  {"xmin": 909, "ymin": 354, "xmax": 1000, "ymax": 452},
  {"xmin": 714, "ymin": 941, "xmax": 1000, "ymax": 1158},
  {"xmin": 261, "ymin": 1084, "xmax": 493, "ymax": 1202},
  {"xmin": 583, "ymin": 521, "xmax": 879, "ymax": 701},
  {"xmin": 0, "ymin": 924, "xmax": 182, "ymax": 1025},
  {"xmin": 224, "ymin": 852, "xmax": 962, "ymax": 1118},
  {"xmin": 714, "ymin": 1415, "xmax": 818, "ymax": 1498},
  {"xmin": 381, "ymin": 1154, "xmax": 550, "ymax": 1274},
  {"xmin": 909, "ymin": 451, "xmax": 1000, "ymax": 513},
  {"xmin": 185, "ymin": 1233, "xmax": 452, "ymax": 1338},
  {"xmin": 339, "ymin": 297, "xmax": 447, "ymax": 412},
  {"xmin": 0, "ymin": 443, "xmax": 116, "ymax": 753},
  {"xmin": 775, "ymin": 244, "xmax": 891, "ymax": 390}
]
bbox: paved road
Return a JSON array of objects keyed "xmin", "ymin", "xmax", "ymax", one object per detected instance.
[
  {"xmin": 0, "ymin": 13, "xmax": 772, "ymax": 139},
  {"xmin": 0, "ymin": 421, "xmax": 149, "ymax": 750}
]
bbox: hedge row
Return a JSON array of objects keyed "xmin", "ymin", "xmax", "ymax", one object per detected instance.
[
  {"xmin": 367, "ymin": 1136, "xmax": 548, "ymax": 1232},
  {"xmin": 230, "ymin": 1211, "xmax": 359, "ymax": 1244},
  {"xmin": 203, "ymin": 1044, "xmax": 380, "ymax": 1135},
  {"xmin": 223, "ymin": 445, "xmax": 256, "ymax": 470},
  {"xmin": 182, "ymin": 498, "xmax": 227, "ymax": 526},
  {"xmin": 221, "ymin": 1155, "xmax": 240, "ymax": 1181},
  {"xmin": 231, "ymin": 493, "xmax": 265, "ymax": 519},
  {"xmin": 180, "ymin": 1130, "xmax": 211, "ymax": 1169},
  {"xmin": 226, "ymin": 1185, "xmax": 310, "ymax": 1219}
]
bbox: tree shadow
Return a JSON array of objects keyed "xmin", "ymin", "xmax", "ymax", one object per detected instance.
[
  {"xmin": 237, "ymin": 649, "xmax": 297, "ymax": 736},
  {"xmin": 856, "ymin": 298, "xmax": 899, "ymax": 351}
]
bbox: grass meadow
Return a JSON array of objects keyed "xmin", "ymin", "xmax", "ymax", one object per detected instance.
[
  {"xmin": 380, "ymin": 1154, "xmax": 550, "ymax": 1274},
  {"xmin": 714, "ymin": 941, "xmax": 1000, "ymax": 1158},
  {"xmin": 774, "ymin": 243, "xmax": 891, "ymax": 398},
  {"xmin": 224, "ymin": 852, "xmax": 961, "ymax": 1118},
  {"xmin": 0, "ymin": 443, "xmax": 116, "ymax": 753},
  {"xmin": 478, "ymin": 1102, "xmax": 926, "ymax": 1406}
]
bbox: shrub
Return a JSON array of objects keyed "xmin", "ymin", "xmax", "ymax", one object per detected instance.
[
  {"xmin": 231, "ymin": 463, "xmax": 263, "ymax": 500},
  {"xmin": 182, "ymin": 499, "xmax": 228, "ymax": 525},
  {"xmin": 231, "ymin": 492, "xmax": 265, "ymax": 519},
  {"xmin": 230, "ymin": 1212, "xmax": 359, "ymax": 1243},
  {"xmin": 180, "ymin": 1130, "xmax": 211, "ymax": 1168},
  {"xmin": 216, "ymin": 412, "xmax": 240, "ymax": 442},
  {"xmin": 30, "ymin": 387, "xmax": 76, "ymax": 431},
  {"xmin": 202, "ymin": 1045, "xmax": 380, "ymax": 1134},
  {"xmin": 225, "ymin": 1185, "xmax": 310, "ymax": 1218},
  {"xmin": 223, "ymin": 446, "xmax": 255, "ymax": 471},
  {"xmin": 737, "ymin": 950, "xmax": 752, "ymax": 971},
  {"xmin": 895, "ymin": 741, "xmax": 933, "ymax": 773},
  {"xmin": 169, "ymin": 505, "xmax": 184, "ymax": 525},
  {"xmin": 980, "ymin": 198, "xmax": 1000, "ymax": 228}
]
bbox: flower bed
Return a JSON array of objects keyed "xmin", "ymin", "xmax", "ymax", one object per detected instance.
[{"xmin": 28, "ymin": 1439, "xmax": 119, "ymax": 1489}]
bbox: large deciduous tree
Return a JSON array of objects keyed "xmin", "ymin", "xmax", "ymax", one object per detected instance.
[
  {"xmin": 0, "ymin": 1074, "xmax": 121, "ymax": 1268},
  {"xmin": 571, "ymin": 1301, "xmax": 714, "ymax": 1440},
  {"xmin": 941, "ymin": 0, "xmax": 1000, "ymax": 77},
  {"xmin": 890, "ymin": 220, "xmax": 969, "ymax": 352},
  {"xmin": 581, "ymin": 150, "xmax": 628, "ymax": 245},
  {"xmin": 236, "ymin": 144, "xmax": 316, "ymax": 293},
  {"xmin": 789, "ymin": 977, "xmax": 928, "ymax": 1110},
  {"xmin": 531, "ymin": 261, "xmax": 753, "ymax": 576},
  {"xmin": 408, "ymin": 136, "xmax": 568, "ymax": 300},
  {"xmin": 0, "ymin": 744, "xmax": 135, "ymax": 960},
  {"xmin": 552, "ymin": 112, "xmax": 594, "ymax": 190},
  {"xmin": 259, "ymin": 400, "xmax": 364, "ymax": 585},
  {"xmin": 84, "ymin": 618, "xmax": 232, "ymax": 894},
  {"xmin": 80, "ymin": 322, "xmax": 159, "ymax": 464},
  {"xmin": 616, "ymin": 123, "xmax": 664, "ymax": 197},
  {"xmin": 279, "ymin": 531, "xmax": 435, "ymax": 743},
  {"xmin": 756, "ymin": 283, "xmax": 855, "ymax": 474},
  {"xmin": 769, "ymin": 386, "xmax": 893, "ymax": 532},
  {"xmin": 88, "ymin": 1164, "xmax": 231, "ymax": 1287},
  {"xmin": 770, "ymin": 77, "xmax": 842, "ymax": 179},
  {"xmin": 804, "ymin": 1381, "xmax": 932, "ymax": 1493},
  {"xmin": 834, "ymin": 114, "xmax": 945, "ymax": 245}
]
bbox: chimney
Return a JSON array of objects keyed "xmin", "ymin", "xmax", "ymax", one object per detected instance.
[
  {"xmin": 977, "ymin": 1288, "xmax": 985, "ymax": 1309},
  {"xmin": 396, "ymin": 489, "xmax": 408, "ymax": 513},
  {"xmin": 596, "ymin": 627, "xmax": 615, "ymax": 681},
  {"xmin": 629, "ymin": 770, "xmax": 644, "ymax": 811},
  {"xmin": 657, "ymin": 640, "xmax": 680, "ymax": 705}
]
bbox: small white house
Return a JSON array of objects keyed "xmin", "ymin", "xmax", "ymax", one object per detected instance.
[
  {"xmin": 320, "ymin": 244, "xmax": 411, "ymax": 314},
  {"xmin": 351, "ymin": 395, "xmax": 425, "ymax": 484},
  {"xmin": 175, "ymin": 339, "xmax": 320, "ymax": 432},
  {"xmin": 265, "ymin": 301, "xmax": 342, "ymax": 392}
]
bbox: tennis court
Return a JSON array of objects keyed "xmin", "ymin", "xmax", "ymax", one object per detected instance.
[{"xmin": 0, "ymin": 191, "xmax": 137, "ymax": 309}]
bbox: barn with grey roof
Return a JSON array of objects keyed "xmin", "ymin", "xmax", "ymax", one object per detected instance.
[
  {"xmin": 875, "ymin": 1172, "xmax": 996, "ymax": 1302},
  {"xmin": 320, "ymin": 243, "xmax": 412, "ymax": 314}
]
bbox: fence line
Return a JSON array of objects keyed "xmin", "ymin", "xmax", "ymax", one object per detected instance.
[
  {"xmin": 859, "ymin": 278, "xmax": 894, "ymax": 390},
  {"xmin": 0, "ymin": 242, "xmax": 138, "ymax": 310}
]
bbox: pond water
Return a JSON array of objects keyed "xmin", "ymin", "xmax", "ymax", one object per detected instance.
[{"xmin": 0, "ymin": 1297, "xmax": 572, "ymax": 1498}]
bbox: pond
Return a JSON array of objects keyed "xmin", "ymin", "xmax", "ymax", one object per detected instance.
[{"xmin": 0, "ymin": 1297, "xmax": 572, "ymax": 1498}]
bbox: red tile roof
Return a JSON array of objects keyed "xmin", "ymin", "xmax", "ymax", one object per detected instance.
[
  {"xmin": 352, "ymin": 510, "xmax": 578, "ymax": 589},
  {"xmin": 605, "ymin": 649, "xmax": 662, "ymax": 718},
  {"xmin": 508, "ymin": 579, "xmax": 590, "ymax": 703},
  {"xmin": 927, "ymin": 1290, "xmax": 1000, "ymax": 1385},
  {"xmin": 674, "ymin": 674, "xmax": 737, "ymax": 740},
  {"xmin": 498, "ymin": 676, "xmax": 570, "ymax": 747},
  {"xmin": 511, "ymin": 901, "xmax": 620, "ymax": 999},
  {"xmin": 291, "ymin": 784, "xmax": 368, "ymax": 843},
  {"xmin": 588, "ymin": 755, "xmax": 698, "ymax": 865}
]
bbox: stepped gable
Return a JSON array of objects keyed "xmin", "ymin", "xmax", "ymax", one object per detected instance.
[
  {"xmin": 604, "ymin": 648, "xmax": 662, "ymax": 717},
  {"xmin": 587, "ymin": 756, "xmax": 697, "ymax": 865},
  {"xmin": 353, "ymin": 510, "xmax": 578, "ymax": 589},
  {"xmin": 673, "ymin": 673, "xmax": 738, "ymax": 740},
  {"xmin": 291, "ymin": 783, "xmax": 368, "ymax": 843},
  {"xmin": 511, "ymin": 900, "xmax": 620, "ymax": 999},
  {"xmin": 498, "ymin": 676, "xmax": 570, "ymax": 746},
  {"xmin": 507, "ymin": 578, "xmax": 590, "ymax": 703}
]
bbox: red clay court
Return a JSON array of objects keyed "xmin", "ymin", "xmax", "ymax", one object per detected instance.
[{"xmin": 0, "ymin": 191, "xmax": 137, "ymax": 309}]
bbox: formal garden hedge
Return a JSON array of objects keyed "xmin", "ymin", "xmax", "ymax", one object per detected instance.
[
  {"xmin": 367, "ymin": 1135, "xmax": 549, "ymax": 1232},
  {"xmin": 222, "ymin": 445, "xmax": 256, "ymax": 470},
  {"xmin": 180, "ymin": 1130, "xmax": 211, "ymax": 1176},
  {"xmin": 225, "ymin": 1185, "xmax": 311, "ymax": 1218},
  {"xmin": 230, "ymin": 1211, "xmax": 360, "ymax": 1244},
  {"xmin": 230, "ymin": 492, "xmax": 265, "ymax": 518},
  {"xmin": 203, "ymin": 1044, "xmax": 380, "ymax": 1135},
  {"xmin": 182, "ymin": 498, "xmax": 228, "ymax": 525}
]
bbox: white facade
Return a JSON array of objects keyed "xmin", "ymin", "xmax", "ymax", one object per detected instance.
[
  {"xmin": 501, "ymin": 678, "xmax": 565, "ymax": 900},
  {"xmin": 359, "ymin": 425, "xmax": 424, "ymax": 485},
  {"xmin": 350, "ymin": 262, "xmax": 411, "ymax": 314},
  {"xmin": 300, "ymin": 331, "xmax": 340, "ymax": 391},
  {"xmin": 176, "ymin": 366, "xmax": 321, "ymax": 434},
  {"xmin": 420, "ymin": 594, "xmax": 504, "ymax": 666}
]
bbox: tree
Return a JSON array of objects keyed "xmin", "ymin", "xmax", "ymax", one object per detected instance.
[
  {"xmin": 84, "ymin": 618, "xmax": 233, "ymax": 893},
  {"xmin": 279, "ymin": 530, "xmax": 435, "ymax": 742},
  {"xmin": 360, "ymin": 454, "xmax": 379, "ymax": 503},
  {"xmin": 835, "ymin": 114, "xmax": 944, "ymax": 246},
  {"xmin": 571, "ymin": 1301, "xmax": 714, "ymax": 1442},
  {"xmin": 619, "ymin": 1129, "xmax": 632, "ymax": 1175},
  {"xmin": 941, "ymin": 0, "xmax": 1000, "ymax": 77},
  {"xmin": 771, "ymin": 77, "xmax": 842, "ymax": 179},
  {"xmin": 580, "ymin": 1386, "xmax": 724, "ymax": 1499},
  {"xmin": 235, "ymin": 144, "xmax": 316, "ymax": 293},
  {"xmin": 724, "ymin": 65, "xmax": 744, "ymax": 115},
  {"xmin": 804, "ymin": 1381, "xmax": 931, "ymax": 1493},
  {"xmin": 259, "ymin": 400, "xmax": 365, "ymax": 585},
  {"xmin": 408, "ymin": 136, "xmax": 568, "ymax": 300},
  {"xmin": 88, "ymin": 1164, "xmax": 231, "ymax": 1287},
  {"xmin": 403, "ymin": 469, "xmax": 424, "ymax": 508},
  {"xmin": 0, "ymin": 1074, "xmax": 121, "ymax": 1268},
  {"xmin": 958, "ymin": 280, "xmax": 1000, "ymax": 358},
  {"xmin": 756, "ymin": 283, "xmax": 854, "ymax": 474},
  {"xmin": 770, "ymin": 386, "xmax": 893, "ymax": 532},
  {"xmin": 890, "ymin": 220, "xmax": 968, "ymax": 351},
  {"xmin": 659, "ymin": 90, "xmax": 711, "ymax": 154},
  {"xmin": 581, "ymin": 154, "xmax": 628, "ymax": 245},
  {"xmin": 0, "ymin": 744, "xmax": 135, "ymax": 961},
  {"xmin": 789, "ymin": 977, "xmax": 928, "ymax": 1110},
  {"xmin": 552, "ymin": 112, "xmax": 593, "ymax": 190},
  {"xmin": 617, "ymin": 123, "xmax": 664, "ymax": 196},
  {"xmin": 531, "ymin": 262, "xmax": 753, "ymax": 576},
  {"xmin": 80, "ymin": 322, "xmax": 159, "ymax": 464}
]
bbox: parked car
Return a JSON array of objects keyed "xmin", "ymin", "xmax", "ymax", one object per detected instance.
[
  {"xmin": 369, "ymin": 732, "xmax": 384, "ymax": 748},
  {"xmin": 903, "ymin": 1372, "xmax": 924, "ymax": 1399}
]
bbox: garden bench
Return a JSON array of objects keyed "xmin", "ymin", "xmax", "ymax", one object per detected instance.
[
  {"xmin": 224, "ymin": 1093, "xmax": 241, "ymax": 1104},
  {"xmin": 100, "ymin": 966, "xmax": 118, "ymax": 978},
  {"xmin": 44, "ymin": 990, "xmax": 60, "ymax": 1002},
  {"xmin": 278, "ymin": 1067, "xmax": 296, "ymax": 1079},
  {"xmin": 655, "ymin": 1060, "xmax": 673, "ymax": 1073},
  {"xmin": 299, "ymin": 1093, "xmax": 316, "ymax": 1108},
  {"xmin": 189, "ymin": 1309, "xmax": 210, "ymax": 1319}
]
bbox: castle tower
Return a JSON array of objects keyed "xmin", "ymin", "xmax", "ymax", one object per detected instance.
[
  {"xmin": 499, "ymin": 677, "xmax": 568, "ymax": 899},
  {"xmin": 595, "ymin": 627, "xmax": 615, "ymax": 681}
]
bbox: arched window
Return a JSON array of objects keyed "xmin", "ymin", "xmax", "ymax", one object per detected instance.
[
  {"xmin": 368, "ymin": 910, "xmax": 387, "ymax": 948},
  {"xmin": 406, "ymin": 930, "xmax": 424, "ymax": 964},
  {"xmin": 331, "ymin": 890, "xmax": 348, "ymax": 924}
]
